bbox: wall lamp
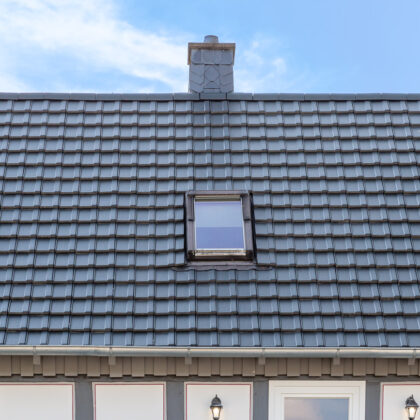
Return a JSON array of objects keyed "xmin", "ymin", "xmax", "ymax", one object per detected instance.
[
  {"xmin": 406, "ymin": 395, "xmax": 419, "ymax": 420},
  {"xmin": 210, "ymin": 395, "xmax": 223, "ymax": 420}
]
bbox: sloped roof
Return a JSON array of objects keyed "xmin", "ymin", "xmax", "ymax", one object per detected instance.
[{"xmin": 0, "ymin": 92, "xmax": 419, "ymax": 348}]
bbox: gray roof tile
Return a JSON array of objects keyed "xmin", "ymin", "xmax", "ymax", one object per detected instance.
[{"xmin": 0, "ymin": 94, "xmax": 420, "ymax": 346}]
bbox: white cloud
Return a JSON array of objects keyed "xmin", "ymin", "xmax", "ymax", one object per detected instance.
[
  {"xmin": 0, "ymin": 0, "xmax": 189, "ymax": 91},
  {"xmin": 235, "ymin": 35, "xmax": 313, "ymax": 93},
  {"xmin": 0, "ymin": 2, "xmax": 311, "ymax": 93},
  {"xmin": 0, "ymin": 69, "xmax": 30, "ymax": 92}
]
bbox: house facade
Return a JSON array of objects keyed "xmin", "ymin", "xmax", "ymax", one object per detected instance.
[{"xmin": 0, "ymin": 36, "xmax": 420, "ymax": 420}]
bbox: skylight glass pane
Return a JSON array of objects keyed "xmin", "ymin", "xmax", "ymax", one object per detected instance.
[
  {"xmin": 195, "ymin": 200, "xmax": 244, "ymax": 249},
  {"xmin": 284, "ymin": 398, "xmax": 349, "ymax": 420}
]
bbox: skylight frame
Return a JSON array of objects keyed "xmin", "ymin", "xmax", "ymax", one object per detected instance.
[{"xmin": 185, "ymin": 191, "xmax": 254, "ymax": 261}]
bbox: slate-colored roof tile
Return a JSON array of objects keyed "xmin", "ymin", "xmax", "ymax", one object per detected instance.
[{"xmin": 0, "ymin": 94, "xmax": 420, "ymax": 346}]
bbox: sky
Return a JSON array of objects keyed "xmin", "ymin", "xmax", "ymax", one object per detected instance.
[
  {"xmin": 1, "ymin": 0, "xmax": 420, "ymax": 94},
  {"xmin": 285, "ymin": 397, "xmax": 349, "ymax": 420}
]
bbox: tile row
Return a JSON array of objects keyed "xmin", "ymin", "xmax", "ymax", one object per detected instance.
[
  {"xmin": 3, "ymin": 125, "xmax": 420, "ymax": 140},
  {"xmin": 3, "ymin": 139, "xmax": 420, "ymax": 153},
  {"xmin": 1, "ymin": 192, "xmax": 419, "ymax": 208},
  {"xmin": 1, "ymin": 209, "xmax": 420, "ymax": 229},
  {"xmin": 0, "ymin": 236, "xmax": 419, "ymax": 254},
  {"xmin": 2, "ymin": 314, "xmax": 420, "ymax": 332},
  {"xmin": 1, "ymin": 281, "xmax": 420, "ymax": 301},
  {"xmin": 2, "ymin": 153, "xmax": 420, "ymax": 168},
  {"xmin": 1, "ymin": 181, "xmax": 420, "ymax": 197},
  {"xmin": 1, "ymin": 267, "xmax": 418, "ymax": 283},
  {"xmin": 1, "ymin": 298, "xmax": 416, "ymax": 314},
  {"xmin": 1, "ymin": 251, "xmax": 419, "ymax": 268},
  {"xmin": 2, "ymin": 167, "xmax": 420, "ymax": 181},
  {"xmin": 2, "ymin": 99, "xmax": 420, "ymax": 114},
  {"xmin": 3, "ymin": 112, "xmax": 420, "ymax": 127},
  {"xmin": 0, "ymin": 329, "xmax": 418, "ymax": 347}
]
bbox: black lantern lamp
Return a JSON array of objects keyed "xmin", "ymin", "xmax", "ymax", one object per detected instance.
[
  {"xmin": 210, "ymin": 395, "xmax": 223, "ymax": 420},
  {"xmin": 406, "ymin": 395, "xmax": 419, "ymax": 420}
]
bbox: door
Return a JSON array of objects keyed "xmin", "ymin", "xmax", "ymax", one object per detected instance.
[{"xmin": 269, "ymin": 381, "xmax": 365, "ymax": 420}]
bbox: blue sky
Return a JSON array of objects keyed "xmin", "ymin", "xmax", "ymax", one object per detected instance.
[{"xmin": 1, "ymin": 0, "xmax": 420, "ymax": 93}]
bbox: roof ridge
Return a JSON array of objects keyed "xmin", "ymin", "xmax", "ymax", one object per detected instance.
[{"xmin": 2, "ymin": 92, "xmax": 420, "ymax": 101}]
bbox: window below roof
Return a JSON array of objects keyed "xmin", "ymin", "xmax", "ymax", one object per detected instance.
[
  {"xmin": 0, "ymin": 383, "xmax": 74, "ymax": 420},
  {"xmin": 185, "ymin": 191, "xmax": 254, "ymax": 261},
  {"xmin": 269, "ymin": 381, "xmax": 365, "ymax": 420},
  {"xmin": 94, "ymin": 383, "xmax": 165, "ymax": 420}
]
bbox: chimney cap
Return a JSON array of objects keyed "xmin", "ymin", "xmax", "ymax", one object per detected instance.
[
  {"xmin": 204, "ymin": 35, "xmax": 219, "ymax": 43},
  {"xmin": 187, "ymin": 36, "xmax": 235, "ymax": 65}
]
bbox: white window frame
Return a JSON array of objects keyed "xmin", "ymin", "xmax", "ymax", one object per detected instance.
[
  {"xmin": 269, "ymin": 380, "xmax": 365, "ymax": 420},
  {"xmin": 93, "ymin": 382, "xmax": 166, "ymax": 420},
  {"xmin": 0, "ymin": 382, "xmax": 74, "ymax": 420}
]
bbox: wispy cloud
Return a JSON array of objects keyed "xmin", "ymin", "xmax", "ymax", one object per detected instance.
[
  {"xmin": 0, "ymin": 70, "xmax": 30, "ymax": 92},
  {"xmin": 0, "ymin": 0, "xmax": 190, "ymax": 92},
  {"xmin": 0, "ymin": 1, "xmax": 310, "ymax": 93},
  {"xmin": 235, "ymin": 35, "xmax": 313, "ymax": 93}
]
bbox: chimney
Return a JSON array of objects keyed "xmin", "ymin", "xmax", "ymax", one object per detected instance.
[{"xmin": 188, "ymin": 35, "xmax": 236, "ymax": 94}]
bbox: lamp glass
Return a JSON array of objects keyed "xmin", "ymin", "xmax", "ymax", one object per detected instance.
[
  {"xmin": 408, "ymin": 406, "xmax": 417, "ymax": 419},
  {"xmin": 212, "ymin": 406, "xmax": 221, "ymax": 419}
]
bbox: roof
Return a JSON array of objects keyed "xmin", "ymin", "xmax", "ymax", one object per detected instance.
[{"xmin": 0, "ymin": 92, "xmax": 419, "ymax": 348}]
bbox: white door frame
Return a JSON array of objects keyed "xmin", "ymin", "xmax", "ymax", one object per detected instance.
[{"xmin": 269, "ymin": 380, "xmax": 365, "ymax": 420}]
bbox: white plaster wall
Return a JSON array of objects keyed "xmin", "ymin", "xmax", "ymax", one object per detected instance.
[
  {"xmin": 0, "ymin": 383, "xmax": 74, "ymax": 420},
  {"xmin": 185, "ymin": 382, "xmax": 252, "ymax": 420},
  {"xmin": 94, "ymin": 383, "xmax": 165, "ymax": 420},
  {"xmin": 382, "ymin": 383, "xmax": 420, "ymax": 420}
]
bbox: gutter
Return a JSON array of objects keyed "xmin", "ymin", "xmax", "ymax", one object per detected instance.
[{"xmin": 0, "ymin": 346, "xmax": 418, "ymax": 359}]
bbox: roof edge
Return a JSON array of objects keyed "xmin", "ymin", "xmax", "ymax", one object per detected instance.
[
  {"xmin": 2, "ymin": 92, "xmax": 420, "ymax": 101},
  {"xmin": 0, "ymin": 346, "xmax": 418, "ymax": 359}
]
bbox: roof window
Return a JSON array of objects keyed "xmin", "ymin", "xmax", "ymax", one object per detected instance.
[{"xmin": 185, "ymin": 191, "xmax": 254, "ymax": 261}]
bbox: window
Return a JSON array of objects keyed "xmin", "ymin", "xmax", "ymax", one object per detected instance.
[
  {"xmin": 269, "ymin": 381, "xmax": 365, "ymax": 420},
  {"xmin": 0, "ymin": 383, "xmax": 74, "ymax": 420},
  {"xmin": 94, "ymin": 383, "xmax": 165, "ymax": 420},
  {"xmin": 185, "ymin": 191, "xmax": 254, "ymax": 261}
]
